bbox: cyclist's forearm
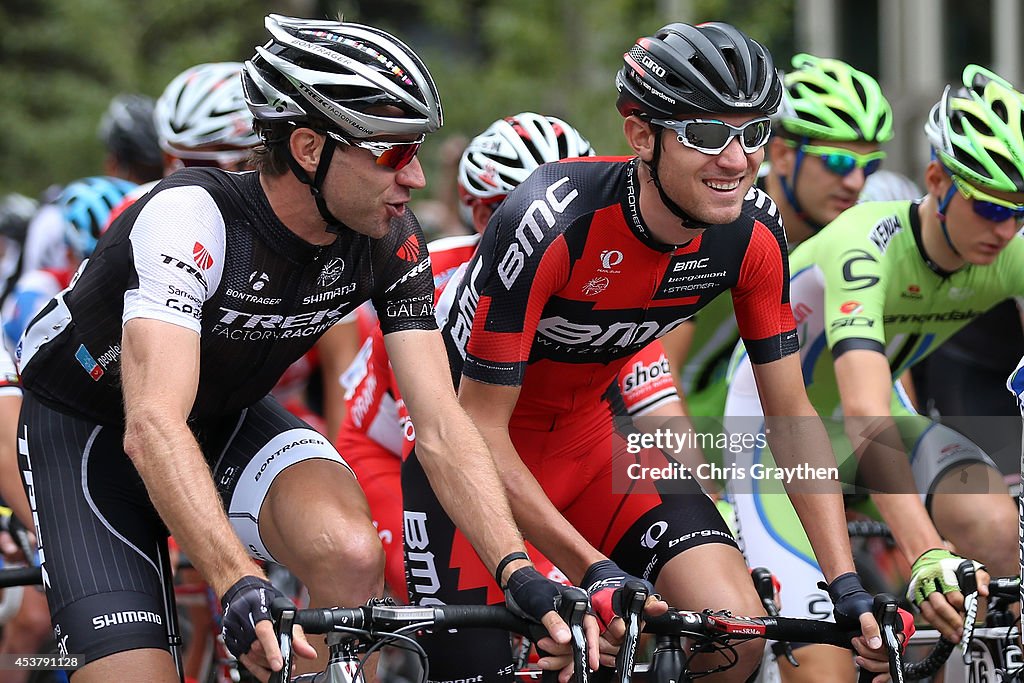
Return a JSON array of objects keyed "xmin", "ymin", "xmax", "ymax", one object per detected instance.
[
  {"xmin": 843, "ymin": 415, "xmax": 944, "ymax": 561},
  {"xmin": 124, "ymin": 412, "xmax": 261, "ymax": 596},
  {"xmin": 476, "ymin": 424, "xmax": 604, "ymax": 583},
  {"xmin": 414, "ymin": 413, "xmax": 533, "ymax": 574},
  {"xmin": 766, "ymin": 416, "xmax": 855, "ymax": 580}
]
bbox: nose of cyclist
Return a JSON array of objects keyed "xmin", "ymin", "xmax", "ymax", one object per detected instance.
[
  {"xmin": 396, "ymin": 157, "xmax": 427, "ymax": 190},
  {"xmin": 715, "ymin": 136, "xmax": 750, "ymax": 172},
  {"xmin": 839, "ymin": 166, "xmax": 867, "ymax": 193}
]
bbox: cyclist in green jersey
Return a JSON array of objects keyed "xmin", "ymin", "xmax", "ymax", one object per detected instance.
[
  {"xmin": 726, "ymin": 64, "xmax": 1024, "ymax": 682},
  {"xmin": 663, "ymin": 55, "xmax": 899, "ymax": 452}
]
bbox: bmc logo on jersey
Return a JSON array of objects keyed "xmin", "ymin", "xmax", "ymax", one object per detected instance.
[
  {"xmin": 673, "ymin": 258, "xmax": 709, "ymax": 272},
  {"xmin": 536, "ymin": 315, "xmax": 689, "ymax": 348},
  {"xmin": 498, "ymin": 177, "xmax": 579, "ymax": 289}
]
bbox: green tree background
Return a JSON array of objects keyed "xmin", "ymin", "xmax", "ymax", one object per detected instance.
[{"xmin": 0, "ymin": 0, "xmax": 793, "ymax": 202}]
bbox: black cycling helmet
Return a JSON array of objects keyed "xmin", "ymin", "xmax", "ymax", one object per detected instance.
[
  {"xmin": 98, "ymin": 94, "xmax": 163, "ymax": 169},
  {"xmin": 616, "ymin": 22, "xmax": 783, "ymax": 119}
]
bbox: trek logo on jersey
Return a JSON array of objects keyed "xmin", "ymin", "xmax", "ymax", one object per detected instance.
[
  {"xmin": 396, "ymin": 234, "xmax": 421, "ymax": 263},
  {"xmin": 75, "ymin": 344, "xmax": 104, "ymax": 380},
  {"xmin": 318, "ymin": 258, "xmax": 345, "ymax": 287},
  {"xmin": 160, "ymin": 253, "xmax": 208, "ymax": 287},
  {"xmin": 193, "ymin": 242, "xmax": 214, "ymax": 270},
  {"xmin": 868, "ymin": 216, "xmax": 902, "ymax": 254},
  {"xmin": 839, "ymin": 301, "xmax": 863, "ymax": 315},
  {"xmin": 582, "ymin": 276, "xmax": 610, "ymax": 296},
  {"xmin": 384, "ymin": 257, "xmax": 431, "ymax": 294},
  {"xmin": 499, "ymin": 176, "xmax": 579, "ymax": 289},
  {"xmin": 213, "ymin": 306, "xmax": 346, "ymax": 341}
]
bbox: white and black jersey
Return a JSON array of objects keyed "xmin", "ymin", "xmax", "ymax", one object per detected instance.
[{"xmin": 18, "ymin": 167, "xmax": 436, "ymax": 423}]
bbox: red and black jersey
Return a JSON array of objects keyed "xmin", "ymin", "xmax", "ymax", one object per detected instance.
[{"xmin": 442, "ymin": 157, "xmax": 796, "ymax": 423}]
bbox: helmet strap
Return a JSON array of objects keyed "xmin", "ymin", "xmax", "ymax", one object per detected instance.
[
  {"xmin": 935, "ymin": 182, "xmax": 962, "ymax": 257},
  {"xmin": 777, "ymin": 137, "xmax": 825, "ymax": 233},
  {"xmin": 645, "ymin": 127, "xmax": 711, "ymax": 230},
  {"xmin": 284, "ymin": 134, "xmax": 347, "ymax": 235}
]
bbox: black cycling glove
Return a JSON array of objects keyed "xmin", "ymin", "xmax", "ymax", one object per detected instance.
[
  {"xmin": 824, "ymin": 572, "xmax": 873, "ymax": 627},
  {"xmin": 504, "ymin": 565, "xmax": 573, "ymax": 623},
  {"xmin": 581, "ymin": 559, "xmax": 655, "ymax": 629},
  {"xmin": 220, "ymin": 575, "xmax": 286, "ymax": 658}
]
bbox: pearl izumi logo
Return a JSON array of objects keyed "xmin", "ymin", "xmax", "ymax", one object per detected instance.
[
  {"xmin": 600, "ymin": 250, "xmax": 624, "ymax": 270},
  {"xmin": 318, "ymin": 258, "xmax": 345, "ymax": 287}
]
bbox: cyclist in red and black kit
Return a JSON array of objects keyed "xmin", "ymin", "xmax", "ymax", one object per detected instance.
[
  {"xmin": 15, "ymin": 15, "xmax": 590, "ymax": 683},
  {"xmin": 404, "ymin": 22, "xmax": 891, "ymax": 682}
]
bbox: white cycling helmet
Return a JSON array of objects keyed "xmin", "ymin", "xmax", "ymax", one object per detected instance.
[
  {"xmin": 155, "ymin": 62, "xmax": 260, "ymax": 163},
  {"xmin": 242, "ymin": 14, "xmax": 442, "ymax": 139},
  {"xmin": 458, "ymin": 113, "xmax": 594, "ymax": 206}
]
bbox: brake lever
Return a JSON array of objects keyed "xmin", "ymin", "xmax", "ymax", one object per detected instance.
[
  {"xmin": 614, "ymin": 580, "xmax": 648, "ymax": 683},
  {"xmin": 874, "ymin": 594, "xmax": 903, "ymax": 683},
  {"xmin": 751, "ymin": 567, "xmax": 799, "ymax": 668},
  {"xmin": 271, "ymin": 597, "xmax": 297, "ymax": 683},
  {"xmin": 561, "ymin": 587, "xmax": 590, "ymax": 683},
  {"xmin": 956, "ymin": 560, "xmax": 979, "ymax": 665}
]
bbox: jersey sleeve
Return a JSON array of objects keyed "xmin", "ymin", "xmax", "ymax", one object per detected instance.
[
  {"xmin": 730, "ymin": 195, "xmax": 798, "ymax": 365},
  {"xmin": 371, "ymin": 213, "xmax": 437, "ymax": 335},
  {"xmin": 456, "ymin": 176, "xmax": 574, "ymax": 386},
  {"xmin": 123, "ymin": 186, "xmax": 226, "ymax": 333},
  {"xmin": 817, "ymin": 210, "xmax": 890, "ymax": 357}
]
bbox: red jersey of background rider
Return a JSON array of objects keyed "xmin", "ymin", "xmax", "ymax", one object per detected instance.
[{"xmin": 442, "ymin": 156, "xmax": 798, "ymax": 423}]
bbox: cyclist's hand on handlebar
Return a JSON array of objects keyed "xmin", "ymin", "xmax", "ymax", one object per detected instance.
[
  {"xmin": 220, "ymin": 575, "xmax": 309, "ymax": 680},
  {"xmin": 243, "ymin": 624, "xmax": 317, "ymax": 683},
  {"xmin": 906, "ymin": 549, "xmax": 988, "ymax": 642},
  {"xmin": 581, "ymin": 559, "xmax": 666, "ymax": 639},
  {"xmin": 850, "ymin": 608, "xmax": 915, "ymax": 683},
  {"xmin": 825, "ymin": 573, "xmax": 884, "ymax": 653},
  {"xmin": 504, "ymin": 566, "xmax": 601, "ymax": 672}
]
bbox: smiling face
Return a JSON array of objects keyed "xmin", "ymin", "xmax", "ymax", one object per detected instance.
[{"xmin": 650, "ymin": 113, "xmax": 765, "ymax": 225}]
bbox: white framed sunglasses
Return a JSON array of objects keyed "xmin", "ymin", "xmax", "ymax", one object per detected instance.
[{"xmin": 650, "ymin": 117, "xmax": 772, "ymax": 155}]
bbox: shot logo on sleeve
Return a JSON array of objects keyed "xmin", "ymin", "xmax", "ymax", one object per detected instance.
[
  {"xmin": 75, "ymin": 344, "xmax": 104, "ymax": 380},
  {"xmin": 193, "ymin": 242, "xmax": 214, "ymax": 271}
]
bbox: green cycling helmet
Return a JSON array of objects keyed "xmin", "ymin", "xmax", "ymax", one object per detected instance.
[
  {"xmin": 776, "ymin": 54, "xmax": 893, "ymax": 142},
  {"xmin": 925, "ymin": 64, "xmax": 1024, "ymax": 192}
]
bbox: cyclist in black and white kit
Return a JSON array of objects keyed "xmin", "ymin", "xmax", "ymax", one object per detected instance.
[{"xmin": 16, "ymin": 15, "xmax": 592, "ymax": 682}]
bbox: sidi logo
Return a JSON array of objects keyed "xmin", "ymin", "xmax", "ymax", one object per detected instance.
[{"xmin": 498, "ymin": 177, "xmax": 578, "ymax": 289}]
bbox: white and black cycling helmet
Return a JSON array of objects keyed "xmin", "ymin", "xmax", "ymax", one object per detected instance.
[
  {"xmin": 155, "ymin": 62, "xmax": 260, "ymax": 162},
  {"xmin": 242, "ymin": 14, "xmax": 442, "ymax": 139},
  {"xmin": 616, "ymin": 22, "xmax": 783, "ymax": 119},
  {"xmin": 458, "ymin": 113, "xmax": 595, "ymax": 206}
]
